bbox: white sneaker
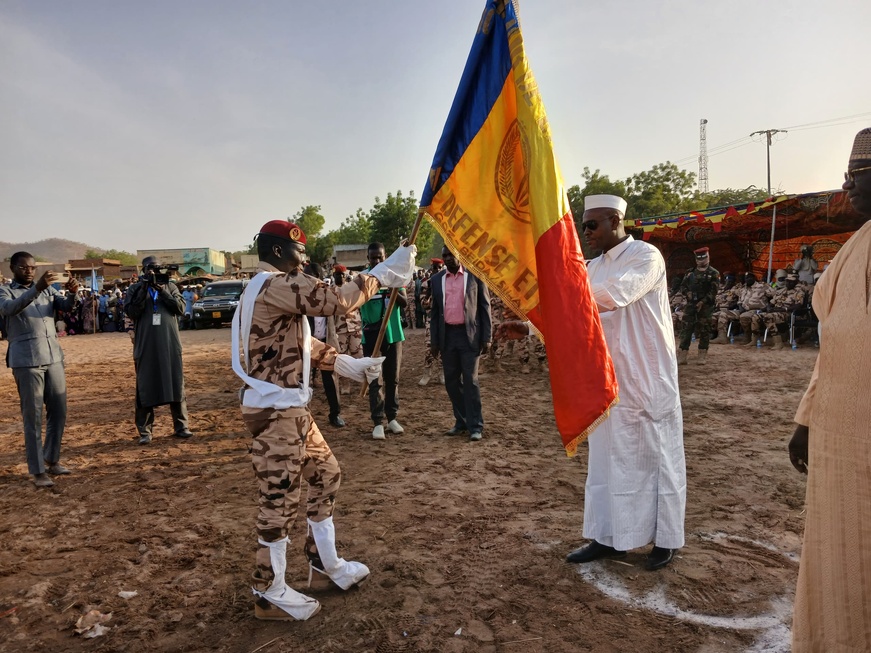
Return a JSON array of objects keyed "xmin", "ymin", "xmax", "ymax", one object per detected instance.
[
  {"xmin": 372, "ymin": 425, "xmax": 386, "ymax": 440},
  {"xmin": 386, "ymin": 419, "xmax": 404, "ymax": 434}
]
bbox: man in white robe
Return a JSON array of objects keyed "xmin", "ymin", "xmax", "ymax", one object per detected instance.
[{"xmin": 569, "ymin": 194, "xmax": 686, "ymax": 570}]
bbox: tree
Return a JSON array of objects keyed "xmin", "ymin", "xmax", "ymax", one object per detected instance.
[
  {"xmin": 624, "ymin": 162, "xmax": 696, "ymax": 219},
  {"xmin": 84, "ymin": 248, "xmax": 138, "ymax": 265},
  {"xmin": 695, "ymin": 185, "xmax": 769, "ymax": 209},
  {"xmin": 291, "ymin": 205, "xmax": 326, "ymax": 240},
  {"xmin": 368, "ymin": 190, "xmax": 435, "ymax": 264},
  {"xmin": 333, "ymin": 209, "xmax": 372, "ymax": 245}
]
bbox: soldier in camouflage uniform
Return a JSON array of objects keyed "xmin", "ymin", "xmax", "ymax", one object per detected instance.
[
  {"xmin": 761, "ymin": 273, "xmax": 806, "ymax": 350},
  {"xmin": 677, "ymin": 247, "xmax": 719, "ymax": 365},
  {"xmin": 709, "ymin": 273, "xmax": 741, "ymax": 344},
  {"xmin": 332, "ymin": 266, "xmax": 362, "ymax": 395},
  {"xmin": 235, "ymin": 220, "xmax": 415, "ymax": 621},
  {"xmin": 738, "ymin": 272, "xmax": 775, "ymax": 345},
  {"xmin": 419, "ymin": 259, "xmax": 444, "ymax": 386},
  {"xmin": 489, "ymin": 293, "xmax": 547, "ymax": 373}
]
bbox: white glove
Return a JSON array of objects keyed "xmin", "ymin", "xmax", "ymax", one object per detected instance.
[
  {"xmin": 368, "ymin": 244, "xmax": 418, "ymax": 288},
  {"xmin": 334, "ymin": 354, "xmax": 385, "ymax": 383}
]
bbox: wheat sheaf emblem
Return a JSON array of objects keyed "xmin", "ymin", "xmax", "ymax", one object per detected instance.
[{"xmin": 495, "ymin": 120, "xmax": 531, "ymax": 224}]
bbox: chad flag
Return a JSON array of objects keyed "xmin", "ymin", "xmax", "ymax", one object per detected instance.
[{"xmin": 420, "ymin": 0, "xmax": 618, "ymax": 456}]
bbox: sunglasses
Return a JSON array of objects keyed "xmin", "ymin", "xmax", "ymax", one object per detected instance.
[
  {"xmin": 581, "ymin": 219, "xmax": 608, "ymax": 232},
  {"xmin": 845, "ymin": 166, "xmax": 871, "ymax": 183}
]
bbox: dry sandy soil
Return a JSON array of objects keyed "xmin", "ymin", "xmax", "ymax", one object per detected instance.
[{"xmin": 0, "ymin": 327, "xmax": 814, "ymax": 653}]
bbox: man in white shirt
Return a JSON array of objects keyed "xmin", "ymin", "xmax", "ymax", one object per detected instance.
[{"xmin": 569, "ymin": 194, "xmax": 686, "ymax": 570}]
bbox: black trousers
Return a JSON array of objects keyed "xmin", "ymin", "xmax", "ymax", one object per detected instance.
[
  {"xmin": 441, "ymin": 326, "xmax": 484, "ymax": 433},
  {"xmin": 320, "ymin": 369, "xmax": 341, "ymax": 419},
  {"xmin": 362, "ymin": 339, "xmax": 402, "ymax": 425}
]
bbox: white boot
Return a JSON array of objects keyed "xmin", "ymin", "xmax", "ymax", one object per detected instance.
[
  {"xmin": 307, "ymin": 517, "xmax": 369, "ymax": 590},
  {"xmin": 252, "ymin": 537, "xmax": 321, "ymax": 620},
  {"xmin": 418, "ymin": 369, "xmax": 431, "ymax": 386}
]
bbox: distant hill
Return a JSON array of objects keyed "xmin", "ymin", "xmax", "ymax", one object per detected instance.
[{"xmin": 0, "ymin": 238, "xmax": 99, "ymax": 264}]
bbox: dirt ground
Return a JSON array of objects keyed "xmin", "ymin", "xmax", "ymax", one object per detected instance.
[{"xmin": 0, "ymin": 326, "xmax": 814, "ymax": 653}]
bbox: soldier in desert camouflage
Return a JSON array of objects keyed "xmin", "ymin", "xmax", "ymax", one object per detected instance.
[{"xmin": 233, "ymin": 220, "xmax": 415, "ymax": 621}]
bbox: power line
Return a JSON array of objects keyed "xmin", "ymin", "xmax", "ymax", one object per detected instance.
[{"xmin": 670, "ymin": 111, "xmax": 871, "ymax": 167}]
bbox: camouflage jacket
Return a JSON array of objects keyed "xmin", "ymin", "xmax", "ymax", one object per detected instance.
[
  {"xmin": 769, "ymin": 286, "xmax": 806, "ymax": 312},
  {"xmin": 739, "ymin": 283, "xmax": 774, "ymax": 310},
  {"xmin": 241, "ymin": 262, "xmax": 380, "ymax": 418},
  {"xmin": 680, "ymin": 266, "xmax": 720, "ymax": 306},
  {"xmin": 715, "ymin": 287, "xmax": 741, "ymax": 310},
  {"xmin": 336, "ymin": 307, "xmax": 362, "ymax": 337}
]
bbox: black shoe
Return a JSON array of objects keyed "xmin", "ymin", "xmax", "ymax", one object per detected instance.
[
  {"xmin": 138, "ymin": 434, "xmax": 152, "ymax": 445},
  {"xmin": 565, "ymin": 541, "xmax": 626, "ymax": 564},
  {"xmin": 645, "ymin": 546, "xmax": 675, "ymax": 571},
  {"xmin": 172, "ymin": 431, "xmax": 193, "ymax": 439},
  {"xmin": 329, "ymin": 415, "xmax": 346, "ymax": 427},
  {"xmin": 46, "ymin": 463, "xmax": 72, "ymax": 475},
  {"xmin": 444, "ymin": 425, "xmax": 468, "ymax": 436}
]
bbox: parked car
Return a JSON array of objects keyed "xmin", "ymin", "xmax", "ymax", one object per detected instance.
[{"xmin": 192, "ymin": 279, "xmax": 248, "ymax": 329}]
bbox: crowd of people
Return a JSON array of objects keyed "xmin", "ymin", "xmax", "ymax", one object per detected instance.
[
  {"xmin": 669, "ymin": 250, "xmax": 824, "ymax": 364},
  {"xmin": 1, "ymin": 129, "xmax": 869, "ymax": 650}
]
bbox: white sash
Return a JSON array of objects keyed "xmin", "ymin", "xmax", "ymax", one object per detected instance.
[{"xmin": 231, "ymin": 271, "xmax": 312, "ymax": 409}]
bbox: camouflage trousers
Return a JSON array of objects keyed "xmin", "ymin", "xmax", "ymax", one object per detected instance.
[
  {"xmin": 713, "ymin": 308, "xmax": 741, "ymax": 331},
  {"xmin": 679, "ymin": 307, "xmax": 714, "ymax": 350},
  {"xmin": 739, "ymin": 310, "xmax": 765, "ymax": 335},
  {"xmin": 337, "ymin": 330, "xmax": 362, "ymax": 357},
  {"xmin": 491, "ymin": 334, "xmax": 545, "ymax": 365},
  {"xmin": 423, "ymin": 320, "xmax": 441, "ymax": 370},
  {"xmin": 243, "ymin": 409, "xmax": 341, "ymax": 589},
  {"xmin": 671, "ymin": 311, "xmax": 684, "ymax": 331},
  {"xmin": 762, "ymin": 310, "xmax": 790, "ymax": 332}
]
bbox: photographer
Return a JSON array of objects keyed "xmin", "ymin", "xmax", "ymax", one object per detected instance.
[
  {"xmin": 125, "ymin": 256, "xmax": 193, "ymax": 444},
  {"xmin": 793, "ymin": 244, "xmax": 819, "ymax": 284}
]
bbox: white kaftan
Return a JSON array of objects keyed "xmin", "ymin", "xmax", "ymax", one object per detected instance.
[{"xmin": 583, "ymin": 236, "xmax": 686, "ymax": 551}]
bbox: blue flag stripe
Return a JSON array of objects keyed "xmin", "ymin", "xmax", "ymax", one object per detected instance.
[{"xmin": 420, "ymin": 1, "xmax": 514, "ymax": 207}]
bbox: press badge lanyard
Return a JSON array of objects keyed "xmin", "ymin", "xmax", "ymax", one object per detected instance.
[{"xmin": 149, "ymin": 287, "xmax": 161, "ymax": 326}]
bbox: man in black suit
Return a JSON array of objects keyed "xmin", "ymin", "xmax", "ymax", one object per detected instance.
[{"xmin": 429, "ymin": 245, "xmax": 492, "ymax": 442}]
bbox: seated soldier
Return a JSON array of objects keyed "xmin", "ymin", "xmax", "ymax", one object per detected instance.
[
  {"xmin": 710, "ymin": 272, "xmax": 740, "ymax": 344},
  {"xmin": 738, "ymin": 272, "xmax": 774, "ymax": 345},
  {"xmin": 761, "ymin": 273, "xmax": 806, "ymax": 350}
]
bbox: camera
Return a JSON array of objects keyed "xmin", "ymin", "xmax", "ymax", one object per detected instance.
[{"xmin": 142, "ymin": 264, "xmax": 179, "ymax": 286}]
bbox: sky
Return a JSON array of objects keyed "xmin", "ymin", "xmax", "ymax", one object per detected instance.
[{"xmin": 2, "ymin": 0, "xmax": 870, "ymax": 254}]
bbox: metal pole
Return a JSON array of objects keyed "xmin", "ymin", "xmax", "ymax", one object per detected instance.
[{"xmin": 751, "ymin": 128, "xmax": 786, "ymax": 282}]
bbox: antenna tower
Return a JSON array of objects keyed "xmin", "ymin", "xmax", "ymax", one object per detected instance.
[{"xmin": 698, "ymin": 118, "xmax": 709, "ymax": 194}]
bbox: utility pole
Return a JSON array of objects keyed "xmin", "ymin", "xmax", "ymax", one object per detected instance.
[
  {"xmin": 698, "ymin": 119, "xmax": 709, "ymax": 194},
  {"xmin": 750, "ymin": 128, "xmax": 787, "ymax": 282},
  {"xmin": 749, "ymin": 128, "xmax": 787, "ymax": 194}
]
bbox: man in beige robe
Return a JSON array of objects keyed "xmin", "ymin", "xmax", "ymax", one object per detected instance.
[{"xmin": 789, "ymin": 127, "xmax": 871, "ymax": 651}]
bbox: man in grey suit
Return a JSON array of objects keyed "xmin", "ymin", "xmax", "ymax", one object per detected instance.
[
  {"xmin": 0, "ymin": 252, "xmax": 79, "ymax": 487},
  {"xmin": 429, "ymin": 245, "xmax": 492, "ymax": 442}
]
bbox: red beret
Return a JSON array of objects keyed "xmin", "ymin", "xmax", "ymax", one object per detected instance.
[
  {"xmin": 431, "ymin": 258, "xmax": 444, "ymax": 265},
  {"xmin": 333, "ymin": 264, "xmax": 347, "ymax": 273},
  {"xmin": 694, "ymin": 247, "xmax": 710, "ymax": 255},
  {"xmin": 258, "ymin": 220, "xmax": 307, "ymax": 245}
]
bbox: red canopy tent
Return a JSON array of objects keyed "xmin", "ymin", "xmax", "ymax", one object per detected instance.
[{"xmin": 626, "ymin": 190, "xmax": 864, "ymax": 279}]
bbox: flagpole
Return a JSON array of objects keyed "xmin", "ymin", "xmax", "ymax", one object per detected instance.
[{"xmin": 360, "ymin": 210, "xmax": 426, "ymax": 397}]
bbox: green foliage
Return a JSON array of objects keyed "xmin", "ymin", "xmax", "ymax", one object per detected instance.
[
  {"xmin": 368, "ymin": 190, "xmax": 434, "ymax": 263},
  {"xmin": 333, "ymin": 209, "xmax": 372, "ymax": 245},
  {"xmin": 694, "ymin": 186, "xmax": 769, "ymax": 209},
  {"xmin": 84, "ymin": 248, "xmax": 138, "ymax": 265},
  {"xmin": 309, "ymin": 231, "xmax": 336, "ymax": 265},
  {"xmin": 625, "ymin": 162, "xmax": 696, "ymax": 219},
  {"xmin": 567, "ymin": 163, "xmax": 767, "ymax": 223},
  {"xmin": 291, "ymin": 206, "xmax": 326, "ymax": 239}
]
